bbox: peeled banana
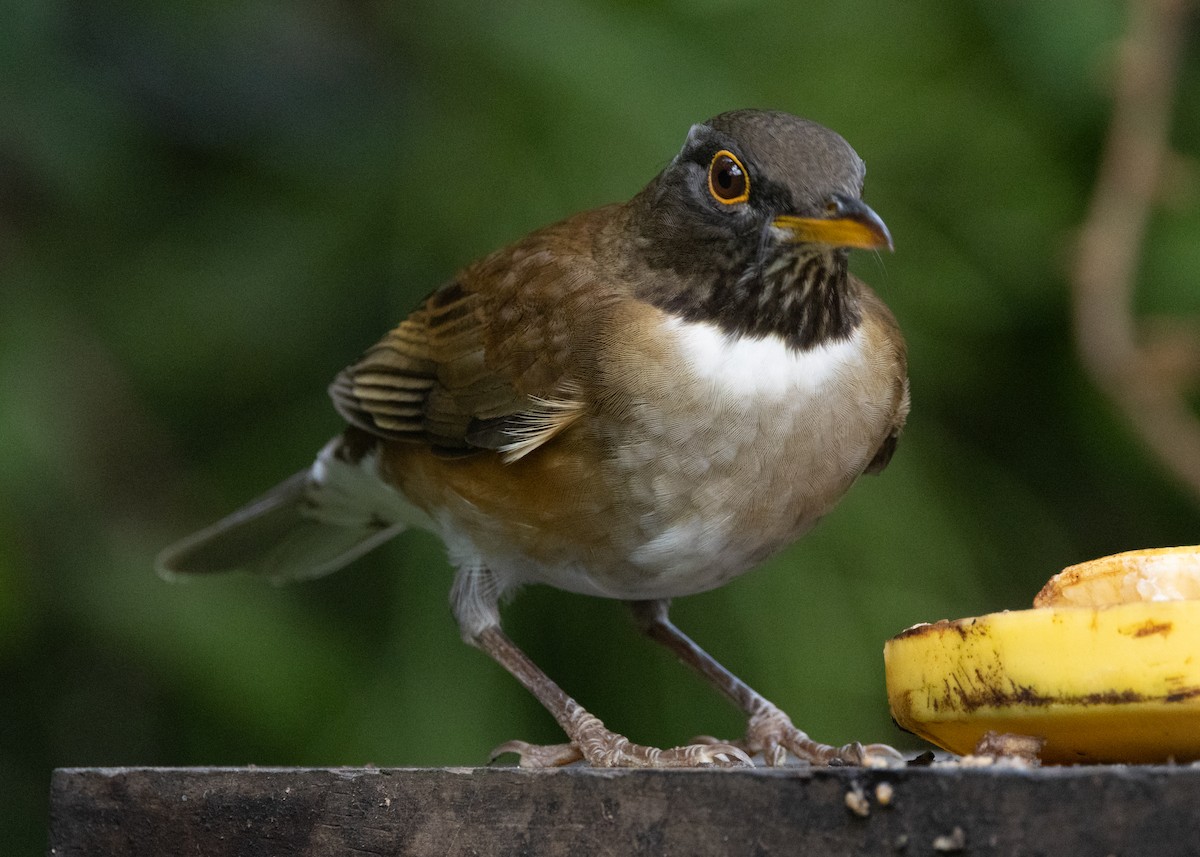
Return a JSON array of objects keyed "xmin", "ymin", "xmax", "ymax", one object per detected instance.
[{"xmin": 885, "ymin": 547, "xmax": 1200, "ymax": 764}]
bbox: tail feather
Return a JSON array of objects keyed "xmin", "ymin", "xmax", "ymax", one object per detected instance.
[{"xmin": 157, "ymin": 435, "xmax": 426, "ymax": 582}]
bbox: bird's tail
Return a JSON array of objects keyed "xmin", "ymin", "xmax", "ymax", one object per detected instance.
[{"xmin": 156, "ymin": 434, "xmax": 425, "ymax": 582}]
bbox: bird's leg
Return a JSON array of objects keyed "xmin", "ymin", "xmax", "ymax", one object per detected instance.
[
  {"xmin": 628, "ymin": 599, "xmax": 903, "ymax": 767},
  {"xmin": 474, "ymin": 626, "xmax": 751, "ymax": 768},
  {"xmin": 452, "ymin": 565, "xmax": 751, "ymax": 768}
]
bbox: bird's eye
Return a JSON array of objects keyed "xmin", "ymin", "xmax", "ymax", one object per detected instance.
[{"xmin": 707, "ymin": 150, "xmax": 749, "ymax": 205}]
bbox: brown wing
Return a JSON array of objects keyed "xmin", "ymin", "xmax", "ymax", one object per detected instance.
[
  {"xmin": 329, "ymin": 210, "xmax": 621, "ymax": 456},
  {"xmin": 857, "ymin": 281, "xmax": 910, "ymax": 475}
]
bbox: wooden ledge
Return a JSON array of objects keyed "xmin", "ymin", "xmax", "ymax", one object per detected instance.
[{"xmin": 49, "ymin": 764, "xmax": 1200, "ymax": 856}]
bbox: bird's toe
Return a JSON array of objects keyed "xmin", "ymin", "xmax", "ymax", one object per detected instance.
[{"xmin": 489, "ymin": 740, "xmax": 584, "ymax": 768}]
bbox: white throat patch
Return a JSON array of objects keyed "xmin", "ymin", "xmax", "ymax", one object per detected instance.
[{"xmin": 664, "ymin": 317, "xmax": 864, "ymax": 398}]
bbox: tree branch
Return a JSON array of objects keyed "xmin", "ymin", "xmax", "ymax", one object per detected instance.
[{"xmin": 1071, "ymin": 0, "xmax": 1200, "ymax": 499}]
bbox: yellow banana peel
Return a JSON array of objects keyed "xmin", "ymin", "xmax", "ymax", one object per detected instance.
[{"xmin": 885, "ymin": 546, "xmax": 1200, "ymax": 763}]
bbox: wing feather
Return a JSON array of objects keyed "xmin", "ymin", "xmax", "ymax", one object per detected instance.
[{"xmin": 328, "ymin": 210, "xmax": 616, "ymax": 458}]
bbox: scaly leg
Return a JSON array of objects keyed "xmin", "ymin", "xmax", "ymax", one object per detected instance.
[
  {"xmin": 452, "ymin": 565, "xmax": 751, "ymax": 768},
  {"xmin": 476, "ymin": 626, "xmax": 751, "ymax": 768},
  {"xmin": 629, "ymin": 599, "xmax": 903, "ymax": 767}
]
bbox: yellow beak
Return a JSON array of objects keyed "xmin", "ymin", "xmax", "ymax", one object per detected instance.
[{"xmin": 772, "ymin": 196, "xmax": 893, "ymax": 251}]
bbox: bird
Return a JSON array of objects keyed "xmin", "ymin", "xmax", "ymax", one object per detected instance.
[{"xmin": 158, "ymin": 109, "xmax": 910, "ymax": 769}]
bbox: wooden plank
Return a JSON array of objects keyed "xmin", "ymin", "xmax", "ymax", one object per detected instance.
[{"xmin": 48, "ymin": 765, "xmax": 1200, "ymax": 856}]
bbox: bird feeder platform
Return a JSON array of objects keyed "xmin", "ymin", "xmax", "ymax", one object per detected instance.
[{"xmin": 48, "ymin": 764, "xmax": 1200, "ymax": 855}]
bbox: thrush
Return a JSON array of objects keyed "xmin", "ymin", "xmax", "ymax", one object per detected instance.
[{"xmin": 158, "ymin": 109, "xmax": 910, "ymax": 768}]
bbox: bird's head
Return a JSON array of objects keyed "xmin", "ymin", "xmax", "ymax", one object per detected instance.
[{"xmin": 627, "ymin": 109, "xmax": 891, "ymax": 348}]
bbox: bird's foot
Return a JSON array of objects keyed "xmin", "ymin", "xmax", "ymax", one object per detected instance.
[
  {"xmin": 491, "ymin": 737, "xmax": 752, "ymax": 769},
  {"xmin": 490, "ymin": 740, "xmax": 585, "ymax": 768},
  {"xmin": 490, "ymin": 710, "xmax": 752, "ymax": 769},
  {"xmin": 743, "ymin": 704, "xmax": 904, "ymax": 768}
]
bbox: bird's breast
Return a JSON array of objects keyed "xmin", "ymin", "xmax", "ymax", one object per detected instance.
[
  {"xmin": 382, "ymin": 307, "xmax": 903, "ymax": 601},
  {"xmin": 585, "ymin": 314, "xmax": 899, "ymax": 596}
]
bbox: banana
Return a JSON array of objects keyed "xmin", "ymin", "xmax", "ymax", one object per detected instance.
[{"xmin": 885, "ymin": 547, "xmax": 1200, "ymax": 763}]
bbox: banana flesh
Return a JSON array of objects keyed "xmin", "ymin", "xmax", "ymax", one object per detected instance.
[
  {"xmin": 885, "ymin": 547, "xmax": 1200, "ymax": 764},
  {"xmin": 1035, "ymin": 546, "xmax": 1200, "ymax": 607}
]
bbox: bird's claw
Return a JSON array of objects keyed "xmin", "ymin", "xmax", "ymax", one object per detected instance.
[
  {"xmin": 743, "ymin": 705, "xmax": 905, "ymax": 768},
  {"xmin": 489, "ymin": 740, "xmax": 585, "ymax": 768},
  {"xmin": 854, "ymin": 742, "xmax": 907, "ymax": 768},
  {"xmin": 489, "ymin": 733, "xmax": 753, "ymax": 769}
]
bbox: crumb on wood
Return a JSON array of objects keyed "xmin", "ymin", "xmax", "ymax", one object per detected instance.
[
  {"xmin": 844, "ymin": 785, "xmax": 870, "ymax": 818},
  {"xmin": 932, "ymin": 826, "xmax": 967, "ymax": 852},
  {"xmin": 874, "ymin": 781, "xmax": 894, "ymax": 807}
]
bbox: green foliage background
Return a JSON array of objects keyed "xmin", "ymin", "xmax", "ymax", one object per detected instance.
[{"xmin": 5, "ymin": 0, "xmax": 1200, "ymax": 851}]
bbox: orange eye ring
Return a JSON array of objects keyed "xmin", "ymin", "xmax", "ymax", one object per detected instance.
[{"xmin": 707, "ymin": 150, "xmax": 750, "ymax": 205}]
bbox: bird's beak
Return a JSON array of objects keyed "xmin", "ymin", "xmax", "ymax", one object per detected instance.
[{"xmin": 772, "ymin": 195, "xmax": 893, "ymax": 251}]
